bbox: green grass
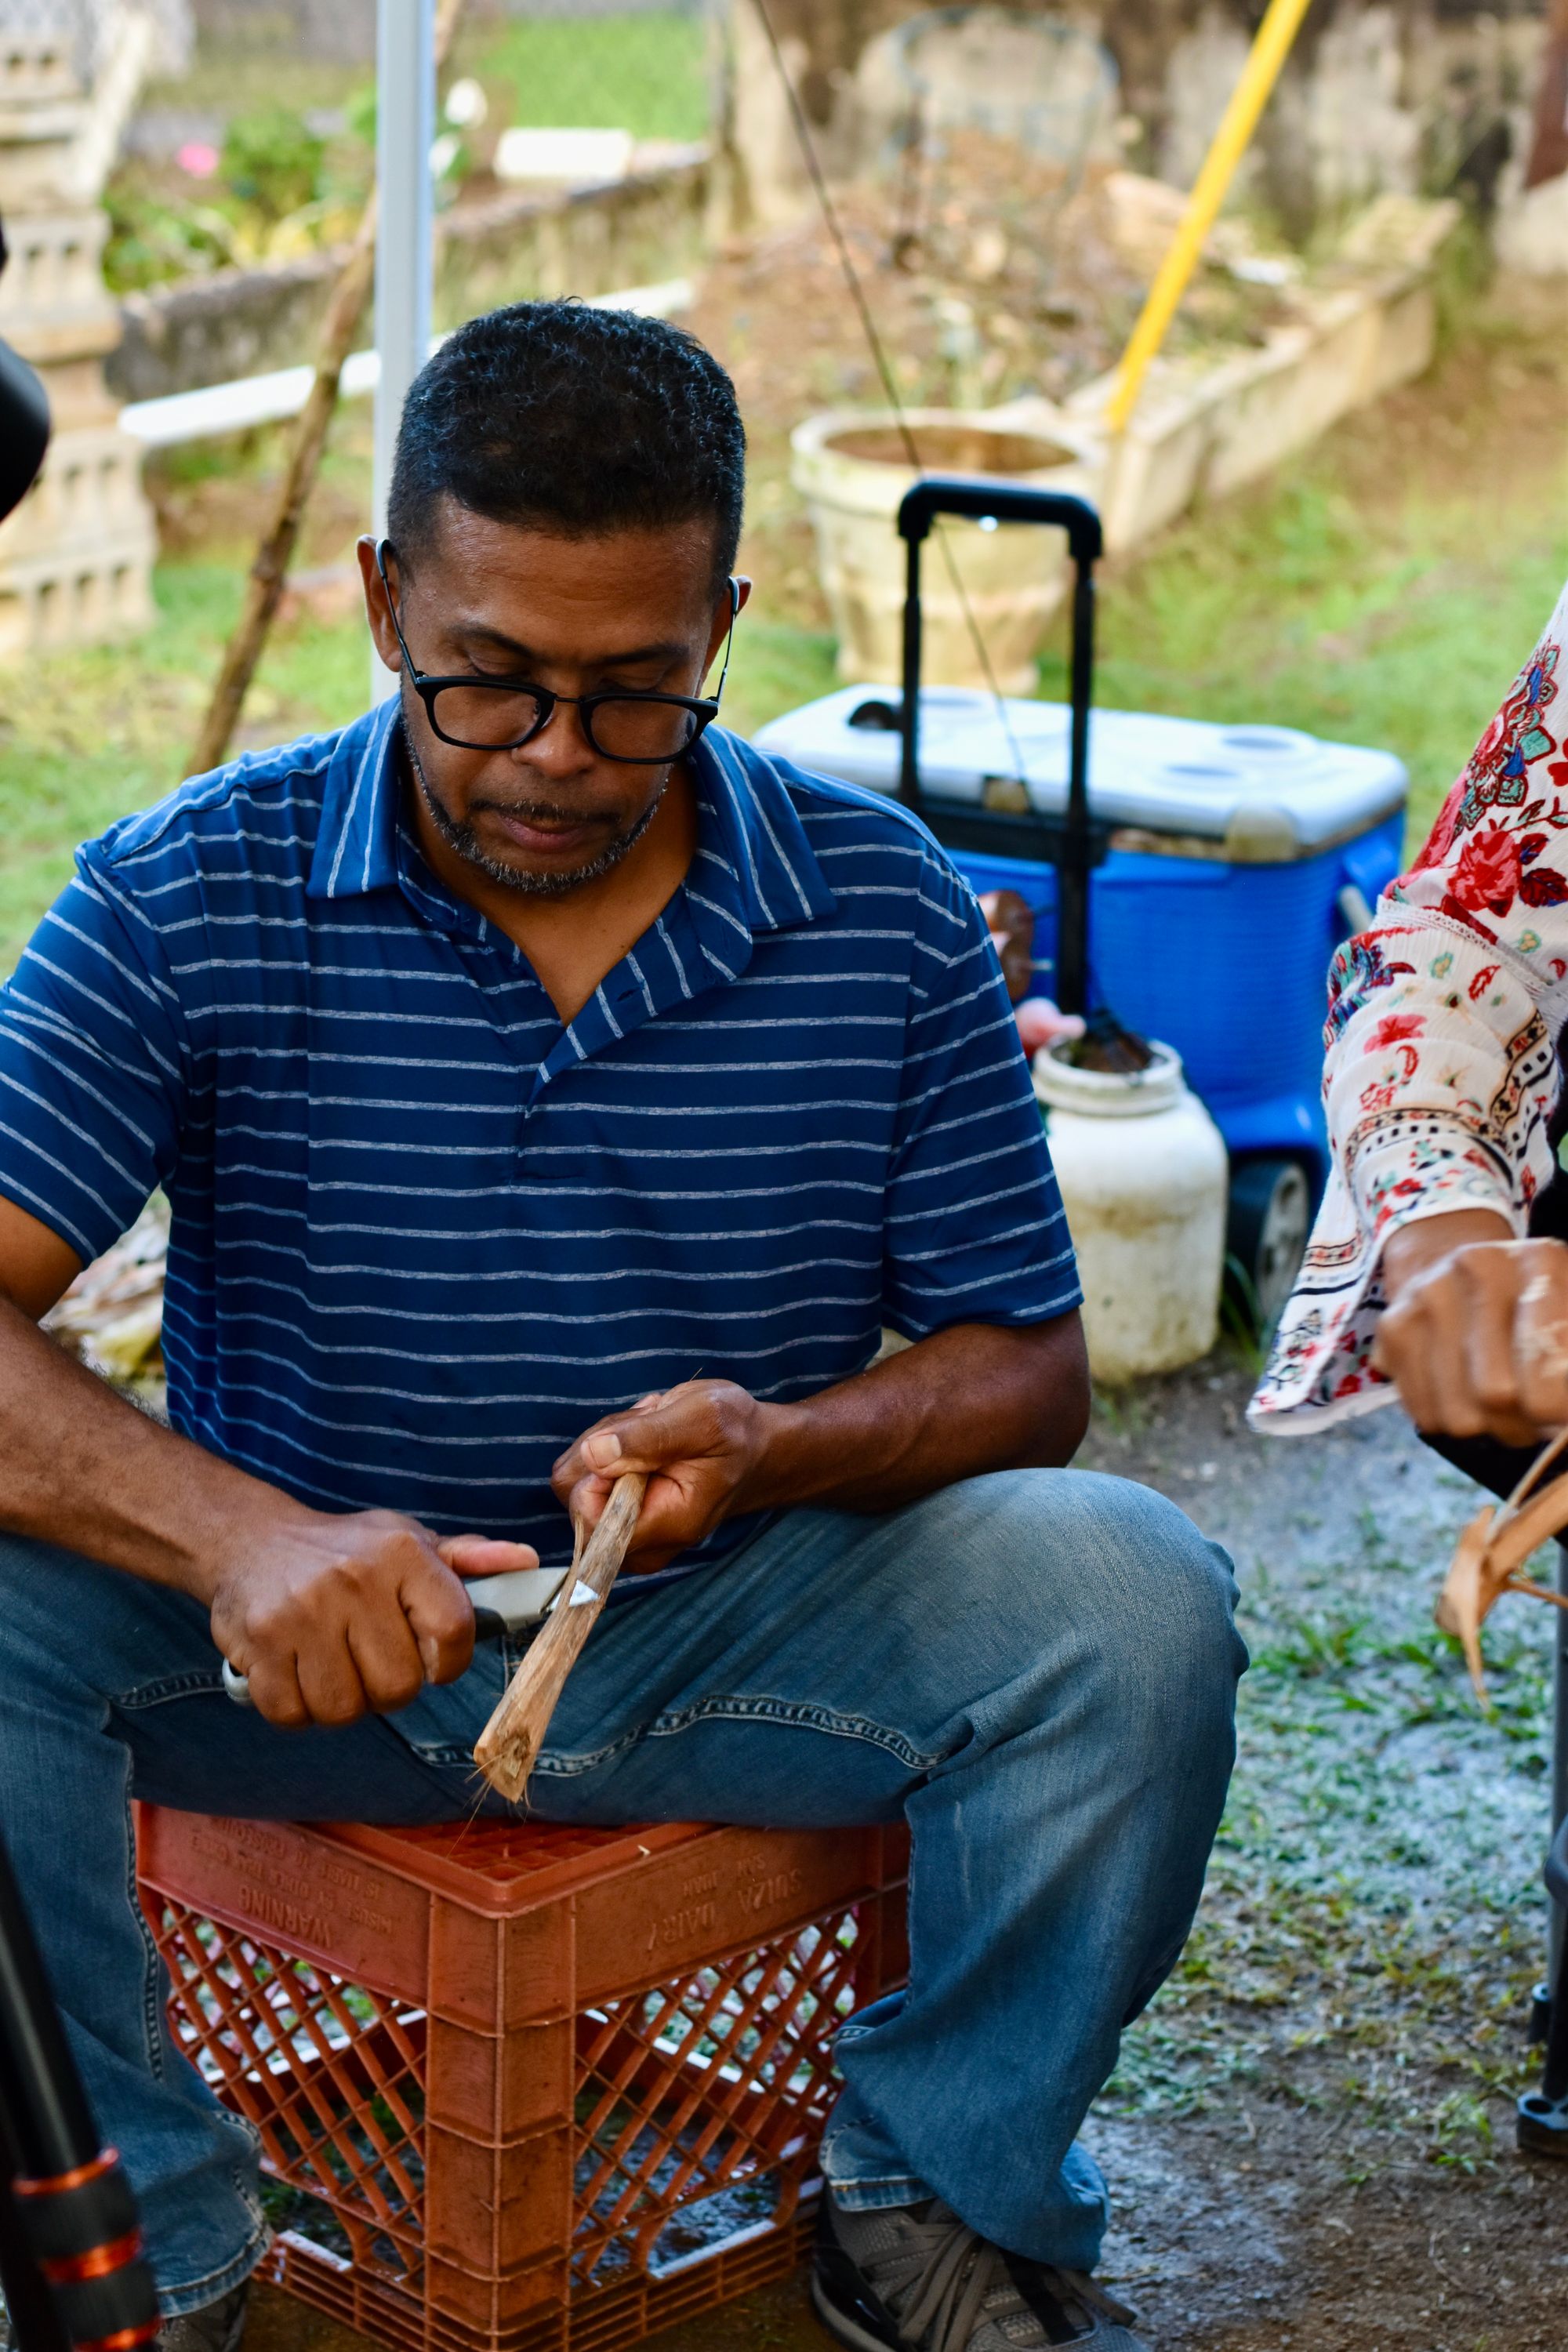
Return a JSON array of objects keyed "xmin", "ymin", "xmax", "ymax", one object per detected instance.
[
  {"xmin": 1039, "ymin": 430, "xmax": 1568, "ymax": 856},
  {"xmin": 465, "ymin": 10, "xmax": 712, "ymax": 143},
  {"xmin": 1097, "ymin": 1496, "xmax": 1555, "ymax": 2173},
  {"xmin": 723, "ymin": 617, "xmax": 838, "ymax": 740},
  {"xmin": 0, "ymin": 566, "xmax": 366, "ymax": 972}
]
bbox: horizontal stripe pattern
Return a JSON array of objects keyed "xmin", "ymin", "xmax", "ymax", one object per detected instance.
[{"xmin": 0, "ymin": 702, "xmax": 1079, "ymax": 1583}]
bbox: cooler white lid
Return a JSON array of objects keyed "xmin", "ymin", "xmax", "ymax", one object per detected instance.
[{"xmin": 752, "ymin": 686, "xmax": 1406, "ymax": 853}]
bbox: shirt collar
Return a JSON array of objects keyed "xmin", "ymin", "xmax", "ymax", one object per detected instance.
[
  {"xmin": 306, "ymin": 697, "xmax": 403, "ymax": 901},
  {"xmin": 307, "ymin": 706, "xmax": 837, "ymax": 941}
]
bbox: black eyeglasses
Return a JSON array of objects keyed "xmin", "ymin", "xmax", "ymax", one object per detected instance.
[{"xmin": 376, "ymin": 541, "xmax": 738, "ymax": 763}]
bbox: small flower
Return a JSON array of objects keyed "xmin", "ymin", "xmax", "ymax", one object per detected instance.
[{"xmin": 1365, "ymin": 1013, "xmax": 1424, "ymax": 1050}]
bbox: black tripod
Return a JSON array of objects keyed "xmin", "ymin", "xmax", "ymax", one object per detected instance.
[{"xmin": 0, "ymin": 1831, "xmax": 159, "ymax": 2350}]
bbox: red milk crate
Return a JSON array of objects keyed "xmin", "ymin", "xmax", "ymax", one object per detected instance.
[{"xmin": 134, "ymin": 1806, "xmax": 910, "ymax": 2352}]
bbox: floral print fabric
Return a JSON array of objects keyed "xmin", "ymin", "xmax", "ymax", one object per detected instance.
[{"xmin": 1250, "ymin": 581, "xmax": 1568, "ymax": 1432}]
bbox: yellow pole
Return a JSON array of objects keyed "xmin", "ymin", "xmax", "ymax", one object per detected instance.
[{"xmin": 1105, "ymin": 0, "xmax": 1316, "ymax": 436}]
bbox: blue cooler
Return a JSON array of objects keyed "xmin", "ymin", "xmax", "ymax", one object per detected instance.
[
  {"xmin": 754, "ymin": 686, "xmax": 1407, "ymax": 1314},
  {"xmin": 754, "ymin": 479, "xmax": 1409, "ymax": 1317},
  {"xmin": 754, "ymin": 684, "xmax": 1407, "ymax": 1184}
]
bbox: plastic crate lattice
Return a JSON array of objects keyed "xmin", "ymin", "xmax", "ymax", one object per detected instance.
[{"xmin": 139, "ymin": 1813, "xmax": 908, "ymax": 2350}]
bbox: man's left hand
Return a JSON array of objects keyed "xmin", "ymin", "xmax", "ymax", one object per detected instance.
[{"xmin": 551, "ymin": 1380, "xmax": 772, "ymax": 1573}]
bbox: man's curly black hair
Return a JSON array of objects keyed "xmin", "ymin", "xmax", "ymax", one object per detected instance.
[{"xmin": 387, "ymin": 299, "xmax": 746, "ymax": 591}]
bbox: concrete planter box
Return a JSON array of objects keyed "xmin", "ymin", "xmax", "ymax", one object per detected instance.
[
  {"xmin": 789, "ymin": 408, "xmax": 1100, "ymax": 691},
  {"xmin": 1047, "ymin": 194, "xmax": 1460, "ymax": 554},
  {"xmin": 789, "ymin": 199, "xmax": 1454, "ymax": 688}
]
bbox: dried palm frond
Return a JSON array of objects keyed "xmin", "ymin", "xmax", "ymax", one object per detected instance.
[{"xmin": 1436, "ymin": 1421, "xmax": 1568, "ymax": 1699}]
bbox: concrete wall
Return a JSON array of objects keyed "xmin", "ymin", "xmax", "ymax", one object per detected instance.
[
  {"xmin": 727, "ymin": 0, "xmax": 1546, "ymax": 238},
  {"xmin": 106, "ymin": 149, "xmax": 713, "ymax": 399}
]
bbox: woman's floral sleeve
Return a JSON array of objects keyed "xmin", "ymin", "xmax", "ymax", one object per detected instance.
[{"xmin": 1251, "ymin": 581, "xmax": 1568, "ymax": 1432}]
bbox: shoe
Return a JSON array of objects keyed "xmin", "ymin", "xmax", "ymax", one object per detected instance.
[
  {"xmin": 158, "ymin": 2283, "xmax": 248, "ymax": 2352},
  {"xmin": 812, "ymin": 2194, "xmax": 1147, "ymax": 2352},
  {"xmin": 2, "ymin": 2281, "xmax": 246, "ymax": 2352}
]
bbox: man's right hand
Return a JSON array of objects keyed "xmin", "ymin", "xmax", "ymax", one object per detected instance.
[
  {"xmin": 1377, "ymin": 1210, "xmax": 1568, "ymax": 1446},
  {"xmin": 206, "ymin": 1511, "xmax": 539, "ymax": 1729}
]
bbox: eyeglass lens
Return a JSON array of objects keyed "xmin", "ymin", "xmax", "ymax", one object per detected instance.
[{"xmin": 430, "ymin": 684, "xmax": 701, "ymax": 760}]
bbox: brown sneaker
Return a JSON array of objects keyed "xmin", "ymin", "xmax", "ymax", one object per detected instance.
[
  {"xmin": 813, "ymin": 2196, "xmax": 1146, "ymax": 2352},
  {"xmin": 158, "ymin": 2284, "xmax": 248, "ymax": 2352}
]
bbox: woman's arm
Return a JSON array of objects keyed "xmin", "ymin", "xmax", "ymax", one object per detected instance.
[{"xmin": 1252, "ymin": 585, "xmax": 1568, "ymax": 1431}]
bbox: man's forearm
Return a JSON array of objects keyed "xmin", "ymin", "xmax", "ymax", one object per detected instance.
[
  {"xmin": 0, "ymin": 1294, "xmax": 315, "ymax": 1602},
  {"xmin": 742, "ymin": 1316, "xmax": 1089, "ymax": 1518}
]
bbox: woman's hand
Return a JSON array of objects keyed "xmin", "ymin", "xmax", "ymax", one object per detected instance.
[{"xmin": 1376, "ymin": 1210, "xmax": 1568, "ymax": 1444}]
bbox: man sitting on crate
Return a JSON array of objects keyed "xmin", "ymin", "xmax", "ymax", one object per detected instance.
[{"xmin": 0, "ymin": 303, "xmax": 1242, "ymax": 2352}]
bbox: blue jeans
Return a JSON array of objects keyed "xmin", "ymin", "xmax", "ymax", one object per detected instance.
[{"xmin": 0, "ymin": 1470, "xmax": 1243, "ymax": 2316}]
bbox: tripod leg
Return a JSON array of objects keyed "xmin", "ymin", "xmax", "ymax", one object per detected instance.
[
  {"xmin": 0, "ymin": 2085, "xmax": 68, "ymax": 2352},
  {"xmin": 1520, "ymin": 1740, "xmax": 1568, "ymax": 2156},
  {"xmin": 0, "ymin": 1827, "xmax": 158, "ymax": 2347},
  {"xmin": 1552, "ymin": 1540, "xmax": 1568, "ymax": 1982},
  {"xmin": 0, "ymin": 2176, "xmax": 71, "ymax": 2352},
  {"xmin": 1523, "ymin": 1609, "xmax": 1568, "ymax": 2154}
]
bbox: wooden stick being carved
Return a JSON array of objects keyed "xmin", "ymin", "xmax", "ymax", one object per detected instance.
[{"xmin": 474, "ymin": 1472, "xmax": 647, "ymax": 1803}]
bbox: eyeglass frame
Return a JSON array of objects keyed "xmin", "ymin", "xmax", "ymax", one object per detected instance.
[{"xmin": 374, "ymin": 539, "xmax": 739, "ymax": 762}]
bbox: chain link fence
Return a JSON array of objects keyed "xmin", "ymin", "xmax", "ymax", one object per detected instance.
[
  {"xmin": 0, "ymin": 0, "xmax": 193, "ymax": 78},
  {"xmin": 183, "ymin": 0, "xmax": 716, "ymax": 144}
]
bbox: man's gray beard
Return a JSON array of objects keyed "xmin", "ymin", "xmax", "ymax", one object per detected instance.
[{"xmin": 401, "ymin": 716, "xmax": 666, "ymax": 901}]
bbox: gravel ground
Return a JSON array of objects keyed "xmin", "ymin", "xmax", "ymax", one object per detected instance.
[{"xmin": 248, "ymin": 1349, "xmax": 1568, "ymax": 2351}]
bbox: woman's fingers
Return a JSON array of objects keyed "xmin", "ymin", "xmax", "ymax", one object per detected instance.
[
  {"xmin": 1514, "ymin": 1248, "xmax": 1568, "ymax": 1429},
  {"xmin": 1376, "ymin": 1233, "xmax": 1568, "ymax": 1443}
]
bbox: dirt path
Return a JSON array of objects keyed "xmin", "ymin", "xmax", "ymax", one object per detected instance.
[
  {"xmin": 245, "ymin": 1360, "xmax": 1568, "ymax": 2352},
  {"xmin": 632, "ymin": 1358, "xmax": 1568, "ymax": 2350},
  {"xmin": 1077, "ymin": 1361, "xmax": 1566, "ymax": 2351}
]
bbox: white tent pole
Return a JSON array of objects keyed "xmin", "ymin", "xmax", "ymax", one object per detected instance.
[{"xmin": 371, "ymin": 0, "xmax": 437, "ymax": 704}]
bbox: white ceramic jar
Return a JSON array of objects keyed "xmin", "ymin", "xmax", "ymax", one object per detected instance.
[
  {"xmin": 789, "ymin": 407, "xmax": 1102, "ymax": 692},
  {"xmin": 1032, "ymin": 1040, "xmax": 1228, "ymax": 1385}
]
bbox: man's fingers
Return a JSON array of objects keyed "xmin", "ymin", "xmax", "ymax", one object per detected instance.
[
  {"xmin": 568, "ymin": 1467, "xmax": 699, "ymax": 1571},
  {"xmin": 241, "ymin": 1653, "xmax": 310, "ymax": 1730},
  {"xmin": 295, "ymin": 1634, "xmax": 372, "ymax": 1728},
  {"xmin": 346, "ymin": 1605, "xmax": 429, "ymax": 1716},
  {"xmin": 565, "ymin": 1469, "xmax": 617, "ymax": 1536},
  {"xmin": 402, "ymin": 1547, "xmax": 480, "ymax": 1686},
  {"xmin": 579, "ymin": 1395, "xmax": 712, "ymax": 1475},
  {"xmin": 437, "ymin": 1535, "xmax": 543, "ymax": 1577}
]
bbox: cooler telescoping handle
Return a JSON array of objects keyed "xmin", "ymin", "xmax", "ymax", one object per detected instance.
[{"xmin": 896, "ymin": 477, "xmax": 1104, "ymax": 1017}]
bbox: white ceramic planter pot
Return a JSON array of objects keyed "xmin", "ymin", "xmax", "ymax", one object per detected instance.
[
  {"xmin": 1033, "ymin": 1041, "xmax": 1228, "ymax": 1385},
  {"xmin": 789, "ymin": 408, "xmax": 1101, "ymax": 692}
]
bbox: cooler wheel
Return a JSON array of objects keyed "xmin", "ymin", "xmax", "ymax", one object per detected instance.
[{"xmin": 1226, "ymin": 1157, "xmax": 1311, "ymax": 1330}]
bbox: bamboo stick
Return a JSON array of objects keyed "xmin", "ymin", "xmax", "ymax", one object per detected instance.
[
  {"xmin": 474, "ymin": 1473, "xmax": 648, "ymax": 1804},
  {"xmin": 184, "ymin": 0, "xmax": 466, "ymax": 779}
]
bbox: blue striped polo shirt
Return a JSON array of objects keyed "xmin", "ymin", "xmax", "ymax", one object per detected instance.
[{"xmin": 0, "ymin": 700, "xmax": 1080, "ymax": 1584}]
